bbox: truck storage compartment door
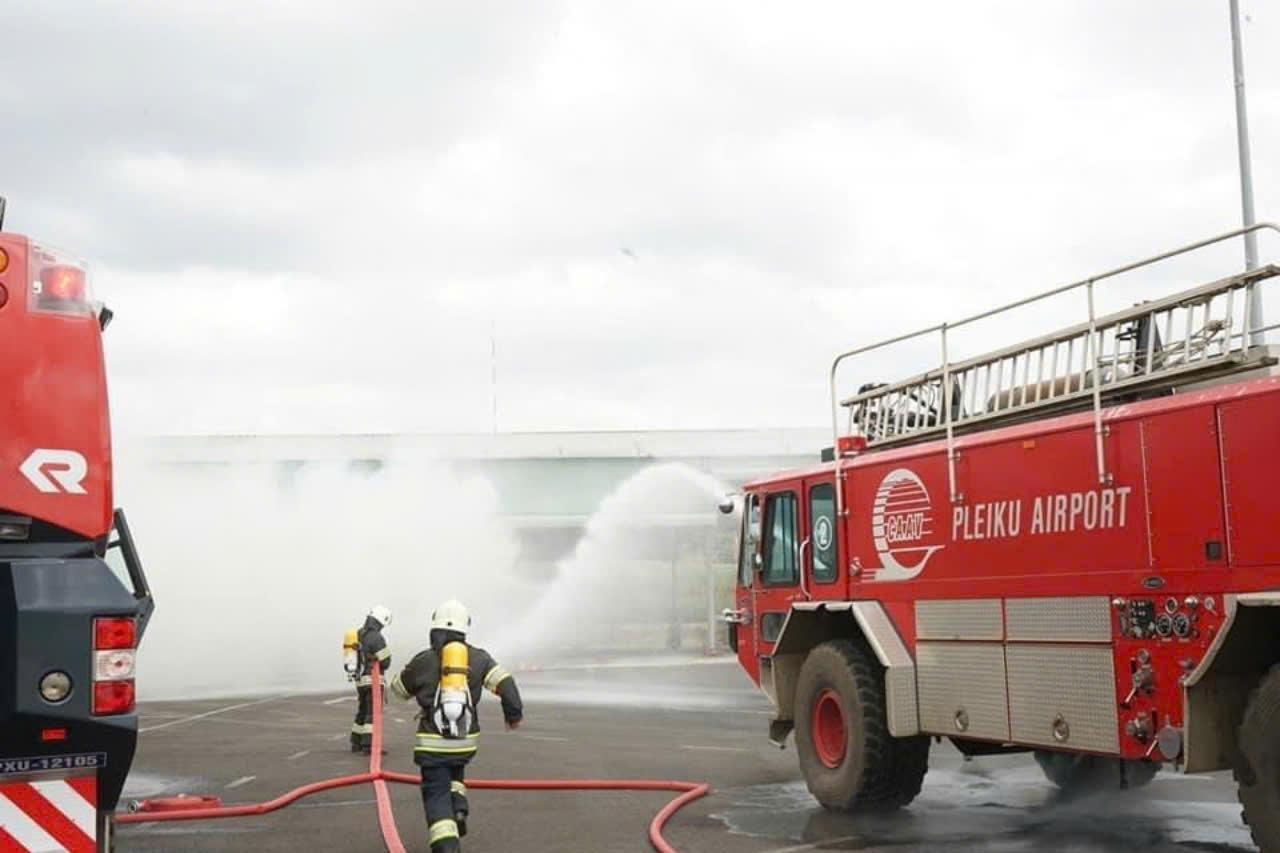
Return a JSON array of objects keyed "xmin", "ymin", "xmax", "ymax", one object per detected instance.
[
  {"xmin": 1217, "ymin": 389, "xmax": 1280, "ymax": 567},
  {"xmin": 1139, "ymin": 404, "xmax": 1228, "ymax": 571}
]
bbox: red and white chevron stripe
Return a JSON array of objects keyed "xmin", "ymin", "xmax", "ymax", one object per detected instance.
[{"xmin": 0, "ymin": 777, "xmax": 97, "ymax": 853}]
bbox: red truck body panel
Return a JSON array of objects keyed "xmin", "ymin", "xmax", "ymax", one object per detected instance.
[{"xmin": 0, "ymin": 234, "xmax": 113, "ymax": 539}]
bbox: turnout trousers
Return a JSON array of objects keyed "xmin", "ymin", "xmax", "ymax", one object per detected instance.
[
  {"xmin": 351, "ymin": 683, "xmax": 377, "ymax": 751},
  {"xmin": 417, "ymin": 751, "xmax": 473, "ymax": 852}
]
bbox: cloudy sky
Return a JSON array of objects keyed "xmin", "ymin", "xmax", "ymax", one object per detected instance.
[{"xmin": 2, "ymin": 0, "xmax": 1275, "ymax": 436}]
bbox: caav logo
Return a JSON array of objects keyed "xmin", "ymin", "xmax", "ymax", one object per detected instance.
[
  {"xmin": 20, "ymin": 449, "xmax": 89, "ymax": 495},
  {"xmin": 869, "ymin": 467, "xmax": 944, "ymax": 581}
]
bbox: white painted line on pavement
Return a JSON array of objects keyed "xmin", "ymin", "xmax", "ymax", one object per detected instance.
[
  {"xmin": 680, "ymin": 745, "xmax": 751, "ymax": 753},
  {"xmin": 225, "ymin": 776, "xmax": 256, "ymax": 790},
  {"xmin": 323, "ymin": 696, "xmax": 354, "ymax": 705},
  {"xmin": 515, "ymin": 656, "xmax": 737, "ymax": 673},
  {"xmin": 286, "ymin": 750, "xmax": 311, "ymax": 761},
  {"xmin": 140, "ymin": 698, "xmax": 278, "ymax": 733},
  {"xmin": 757, "ymin": 836, "xmax": 862, "ymax": 853},
  {"xmin": 295, "ymin": 798, "xmax": 376, "ymax": 810},
  {"xmin": 520, "ymin": 735, "xmax": 570, "ymax": 742}
]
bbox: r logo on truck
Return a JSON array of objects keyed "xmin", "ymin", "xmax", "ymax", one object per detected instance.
[
  {"xmin": 870, "ymin": 467, "xmax": 944, "ymax": 582},
  {"xmin": 19, "ymin": 448, "xmax": 88, "ymax": 494}
]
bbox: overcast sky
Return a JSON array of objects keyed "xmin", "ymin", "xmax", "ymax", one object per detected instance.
[{"xmin": 2, "ymin": 0, "xmax": 1276, "ymax": 436}]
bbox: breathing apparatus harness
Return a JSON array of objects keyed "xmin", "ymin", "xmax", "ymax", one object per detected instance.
[
  {"xmin": 343, "ymin": 627, "xmax": 361, "ymax": 682},
  {"xmin": 427, "ymin": 632, "xmax": 475, "ymax": 738}
]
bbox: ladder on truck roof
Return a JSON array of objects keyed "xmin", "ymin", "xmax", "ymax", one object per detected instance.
[{"xmin": 829, "ymin": 222, "xmax": 1280, "ymax": 505}]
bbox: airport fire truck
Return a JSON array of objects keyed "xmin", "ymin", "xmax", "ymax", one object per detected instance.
[
  {"xmin": 0, "ymin": 198, "xmax": 154, "ymax": 852},
  {"xmin": 724, "ymin": 223, "xmax": 1280, "ymax": 851}
]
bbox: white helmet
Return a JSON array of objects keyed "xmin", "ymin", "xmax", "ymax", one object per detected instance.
[
  {"xmin": 368, "ymin": 605, "xmax": 392, "ymax": 628},
  {"xmin": 430, "ymin": 599, "xmax": 471, "ymax": 635}
]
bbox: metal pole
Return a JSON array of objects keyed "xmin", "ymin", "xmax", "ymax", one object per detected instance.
[
  {"xmin": 490, "ymin": 317, "xmax": 498, "ymax": 433},
  {"xmin": 1229, "ymin": 0, "xmax": 1263, "ymax": 342},
  {"xmin": 1086, "ymin": 281, "xmax": 1109, "ymax": 485},
  {"xmin": 669, "ymin": 542, "xmax": 681, "ymax": 651},
  {"xmin": 705, "ymin": 541, "xmax": 716, "ymax": 654},
  {"xmin": 941, "ymin": 325, "xmax": 959, "ymax": 503}
]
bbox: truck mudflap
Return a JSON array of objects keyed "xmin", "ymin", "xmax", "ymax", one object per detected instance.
[{"xmin": 0, "ymin": 772, "xmax": 97, "ymax": 852}]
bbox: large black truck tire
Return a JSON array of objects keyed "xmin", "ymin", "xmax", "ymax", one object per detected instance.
[
  {"xmin": 1236, "ymin": 664, "xmax": 1280, "ymax": 853},
  {"xmin": 793, "ymin": 639, "xmax": 930, "ymax": 811},
  {"xmin": 1033, "ymin": 751, "xmax": 1159, "ymax": 792}
]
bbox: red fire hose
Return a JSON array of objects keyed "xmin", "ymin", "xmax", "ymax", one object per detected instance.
[{"xmin": 117, "ymin": 664, "xmax": 709, "ymax": 852}]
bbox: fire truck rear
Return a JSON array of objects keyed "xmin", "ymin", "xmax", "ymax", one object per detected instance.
[
  {"xmin": 0, "ymin": 198, "xmax": 154, "ymax": 852},
  {"xmin": 724, "ymin": 223, "xmax": 1280, "ymax": 851}
]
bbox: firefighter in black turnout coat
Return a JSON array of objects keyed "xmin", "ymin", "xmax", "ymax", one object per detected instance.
[
  {"xmin": 390, "ymin": 599, "xmax": 523, "ymax": 853},
  {"xmin": 350, "ymin": 605, "xmax": 393, "ymax": 754}
]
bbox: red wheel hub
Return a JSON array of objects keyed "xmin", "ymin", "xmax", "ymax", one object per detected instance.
[{"xmin": 812, "ymin": 688, "xmax": 847, "ymax": 768}]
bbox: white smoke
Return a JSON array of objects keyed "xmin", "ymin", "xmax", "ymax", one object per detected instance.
[
  {"xmin": 113, "ymin": 444, "xmax": 736, "ymax": 700},
  {"xmin": 114, "ymin": 443, "xmax": 523, "ymax": 700},
  {"xmin": 490, "ymin": 462, "xmax": 732, "ymax": 662}
]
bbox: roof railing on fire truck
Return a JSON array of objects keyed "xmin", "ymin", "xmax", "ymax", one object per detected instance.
[{"xmin": 829, "ymin": 222, "xmax": 1280, "ymax": 511}]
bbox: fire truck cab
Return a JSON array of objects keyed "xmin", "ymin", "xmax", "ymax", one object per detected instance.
[
  {"xmin": 726, "ymin": 223, "xmax": 1280, "ymax": 852},
  {"xmin": 0, "ymin": 198, "xmax": 154, "ymax": 852}
]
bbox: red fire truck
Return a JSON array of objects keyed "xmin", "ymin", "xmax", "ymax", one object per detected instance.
[
  {"xmin": 724, "ymin": 223, "xmax": 1280, "ymax": 851},
  {"xmin": 0, "ymin": 198, "xmax": 154, "ymax": 852}
]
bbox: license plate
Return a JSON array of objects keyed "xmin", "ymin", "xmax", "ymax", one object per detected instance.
[{"xmin": 0, "ymin": 753, "xmax": 106, "ymax": 776}]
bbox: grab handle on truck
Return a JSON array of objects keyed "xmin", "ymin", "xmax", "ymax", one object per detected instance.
[{"xmin": 108, "ymin": 508, "xmax": 156, "ymax": 639}]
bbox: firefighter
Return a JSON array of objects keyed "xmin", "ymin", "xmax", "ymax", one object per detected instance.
[
  {"xmin": 390, "ymin": 599, "xmax": 522, "ymax": 853},
  {"xmin": 350, "ymin": 604, "xmax": 393, "ymax": 754}
]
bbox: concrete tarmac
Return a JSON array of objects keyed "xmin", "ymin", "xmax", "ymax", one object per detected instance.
[{"xmin": 116, "ymin": 658, "xmax": 1258, "ymax": 853}]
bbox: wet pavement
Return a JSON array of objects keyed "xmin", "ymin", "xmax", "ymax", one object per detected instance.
[
  {"xmin": 117, "ymin": 657, "xmax": 1258, "ymax": 852},
  {"xmin": 712, "ymin": 759, "xmax": 1253, "ymax": 852}
]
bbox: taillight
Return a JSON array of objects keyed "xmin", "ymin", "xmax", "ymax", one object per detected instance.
[
  {"xmin": 94, "ymin": 617, "xmax": 137, "ymax": 650},
  {"xmin": 92, "ymin": 616, "xmax": 136, "ymax": 716},
  {"xmin": 29, "ymin": 242, "xmax": 93, "ymax": 315},
  {"xmin": 94, "ymin": 650, "xmax": 136, "ymax": 680},
  {"xmin": 92, "ymin": 681, "xmax": 135, "ymax": 716}
]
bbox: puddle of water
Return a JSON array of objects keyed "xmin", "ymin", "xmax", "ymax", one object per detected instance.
[
  {"xmin": 116, "ymin": 772, "xmax": 267, "ymax": 839},
  {"xmin": 120, "ymin": 771, "xmax": 204, "ymax": 801},
  {"xmin": 710, "ymin": 765, "xmax": 1256, "ymax": 852}
]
